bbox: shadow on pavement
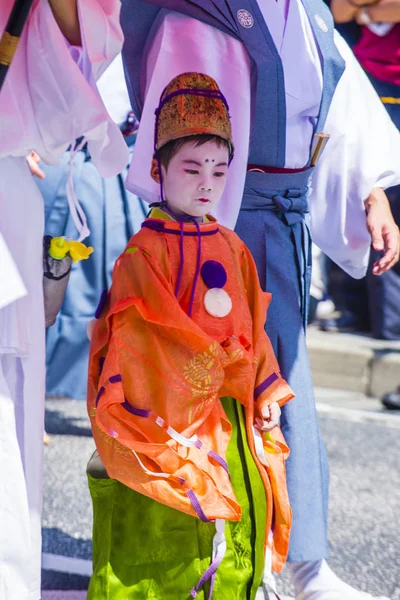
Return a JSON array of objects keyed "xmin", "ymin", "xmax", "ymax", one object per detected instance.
[
  {"xmin": 41, "ymin": 570, "xmax": 90, "ymax": 591},
  {"xmin": 45, "ymin": 408, "xmax": 92, "ymax": 437},
  {"xmin": 41, "ymin": 528, "xmax": 91, "ymax": 591},
  {"xmin": 42, "ymin": 528, "xmax": 92, "ymax": 561}
]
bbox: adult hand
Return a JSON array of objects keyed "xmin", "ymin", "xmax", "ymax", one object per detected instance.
[
  {"xmin": 26, "ymin": 151, "xmax": 45, "ymax": 180},
  {"xmin": 330, "ymin": 0, "xmax": 381, "ymax": 23},
  {"xmin": 367, "ymin": 0, "xmax": 400, "ymax": 23},
  {"xmin": 365, "ymin": 188, "xmax": 400, "ymax": 275},
  {"xmin": 330, "ymin": 0, "xmax": 361, "ymax": 23},
  {"xmin": 331, "ymin": 0, "xmax": 400, "ymax": 23}
]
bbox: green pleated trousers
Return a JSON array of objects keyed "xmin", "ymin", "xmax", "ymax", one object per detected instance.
[{"xmin": 87, "ymin": 398, "xmax": 267, "ymax": 600}]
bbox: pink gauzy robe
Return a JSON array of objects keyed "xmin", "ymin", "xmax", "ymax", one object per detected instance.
[{"xmin": 0, "ymin": 2, "xmax": 128, "ymax": 599}]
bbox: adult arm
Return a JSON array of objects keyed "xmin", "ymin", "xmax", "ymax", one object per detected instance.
[
  {"xmin": 48, "ymin": 0, "xmax": 81, "ymax": 45},
  {"xmin": 27, "ymin": 0, "xmax": 128, "ymax": 174},
  {"xmin": 46, "ymin": 0, "xmax": 124, "ymax": 81},
  {"xmin": 309, "ymin": 30, "xmax": 400, "ymax": 278}
]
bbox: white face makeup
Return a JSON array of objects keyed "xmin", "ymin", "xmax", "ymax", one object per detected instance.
[{"xmin": 160, "ymin": 140, "xmax": 230, "ymax": 219}]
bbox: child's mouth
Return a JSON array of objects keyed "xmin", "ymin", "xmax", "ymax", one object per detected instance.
[{"xmin": 197, "ymin": 198, "xmax": 210, "ymax": 203}]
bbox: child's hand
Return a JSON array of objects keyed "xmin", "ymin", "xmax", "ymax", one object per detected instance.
[{"xmin": 255, "ymin": 402, "xmax": 281, "ymax": 432}]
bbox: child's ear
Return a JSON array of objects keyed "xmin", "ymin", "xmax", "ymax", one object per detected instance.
[{"xmin": 150, "ymin": 159, "xmax": 161, "ymax": 184}]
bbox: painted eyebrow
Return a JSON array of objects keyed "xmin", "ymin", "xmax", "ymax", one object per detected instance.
[
  {"xmin": 182, "ymin": 160, "xmax": 202, "ymax": 166},
  {"xmin": 182, "ymin": 160, "xmax": 228, "ymax": 167}
]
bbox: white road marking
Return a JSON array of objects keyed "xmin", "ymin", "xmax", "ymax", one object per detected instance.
[{"xmin": 42, "ymin": 553, "xmax": 92, "ymax": 577}]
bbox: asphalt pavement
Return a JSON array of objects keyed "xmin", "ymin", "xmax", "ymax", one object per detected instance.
[{"xmin": 41, "ymin": 389, "xmax": 400, "ymax": 599}]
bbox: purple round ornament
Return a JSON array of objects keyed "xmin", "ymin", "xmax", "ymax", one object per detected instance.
[{"xmin": 201, "ymin": 260, "xmax": 227, "ymax": 289}]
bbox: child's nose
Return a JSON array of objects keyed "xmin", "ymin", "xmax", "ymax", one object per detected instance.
[{"xmin": 199, "ymin": 176, "xmax": 213, "ymax": 192}]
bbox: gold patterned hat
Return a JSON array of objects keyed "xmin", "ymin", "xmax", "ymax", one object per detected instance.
[{"xmin": 155, "ymin": 72, "xmax": 234, "ymax": 157}]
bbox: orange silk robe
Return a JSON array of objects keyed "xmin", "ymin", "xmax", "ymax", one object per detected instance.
[{"xmin": 87, "ymin": 210, "xmax": 295, "ymax": 572}]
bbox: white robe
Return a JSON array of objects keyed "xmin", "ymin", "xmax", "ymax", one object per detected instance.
[
  {"xmin": 0, "ymin": 232, "xmax": 26, "ymax": 311},
  {"xmin": 127, "ymin": 2, "xmax": 400, "ymax": 278},
  {"xmin": 0, "ymin": 2, "xmax": 127, "ymax": 598}
]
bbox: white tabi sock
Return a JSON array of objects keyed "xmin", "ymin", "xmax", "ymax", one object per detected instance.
[
  {"xmin": 288, "ymin": 559, "xmax": 391, "ymax": 600},
  {"xmin": 289, "ymin": 559, "xmax": 323, "ymax": 596}
]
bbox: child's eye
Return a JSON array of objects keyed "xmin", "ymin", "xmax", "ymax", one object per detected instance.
[
  {"xmin": 185, "ymin": 169, "xmax": 199, "ymax": 175},
  {"xmin": 214, "ymin": 172, "xmax": 226, "ymax": 178}
]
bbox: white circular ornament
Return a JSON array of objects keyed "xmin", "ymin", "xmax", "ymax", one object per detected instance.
[
  {"xmin": 314, "ymin": 14, "xmax": 328, "ymax": 32},
  {"xmin": 204, "ymin": 288, "xmax": 232, "ymax": 318},
  {"xmin": 237, "ymin": 9, "xmax": 254, "ymax": 28}
]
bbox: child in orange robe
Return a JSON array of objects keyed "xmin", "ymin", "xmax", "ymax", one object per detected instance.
[{"xmin": 87, "ymin": 72, "xmax": 294, "ymax": 600}]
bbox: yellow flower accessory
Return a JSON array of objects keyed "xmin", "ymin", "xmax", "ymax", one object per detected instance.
[
  {"xmin": 68, "ymin": 241, "xmax": 94, "ymax": 263},
  {"xmin": 49, "ymin": 237, "xmax": 94, "ymax": 263}
]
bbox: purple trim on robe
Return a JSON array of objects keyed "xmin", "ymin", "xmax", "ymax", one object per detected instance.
[
  {"xmin": 142, "ymin": 220, "xmax": 219, "ymax": 237},
  {"xmin": 254, "ymin": 372, "xmax": 279, "ymax": 401},
  {"xmin": 109, "ymin": 374, "xmax": 122, "ymax": 384},
  {"xmin": 187, "ymin": 219, "xmax": 202, "ymax": 318},
  {"xmin": 121, "ymin": 400, "xmax": 151, "ymax": 418},
  {"xmin": 190, "ymin": 540, "xmax": 226, "ymax": 598},
  {"xmin": 194, "ymin": 438, "xmax": 203, "ymax": 450},
  {"xmin": 174, "ymin": 221, "xmax": 185, "ymax": 298},
  {"xmin": 95, "ymin": 386, "xmax": 105, "ymax": 407},
  {"xmin": 95, "ymin": 289, "xmax": 108, "ymax": 319},
  {"xmin": 186, "ymin": 489, "xmax": 210, "ymax": 523},
  {"xmin": 98, "ymin": 357, "xmax": 105, "ymax": 376},
  {"xmin": 208, "ymin": 450, "xmax": 229, "ymax": 475},
  {"xmin": 209, "ymin": 573, "xmax": 217, "ymax": 600}
]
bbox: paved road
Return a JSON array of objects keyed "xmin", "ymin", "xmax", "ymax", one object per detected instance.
[{"xmin": 41, "ymin": 389, "xmax": 400, "ymax": 599}]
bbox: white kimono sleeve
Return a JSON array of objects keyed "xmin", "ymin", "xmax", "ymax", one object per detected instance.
[
  {"xmin": 0, "ymin": 232, "xmax": 26, "ymax": 310},
  {"xmin": 126, "ymin": 12, "xmax": 251, "ymax": 229},
  {"xmin": 309, "ymin": 30, "xmax": 400, "ymax": 279}
]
